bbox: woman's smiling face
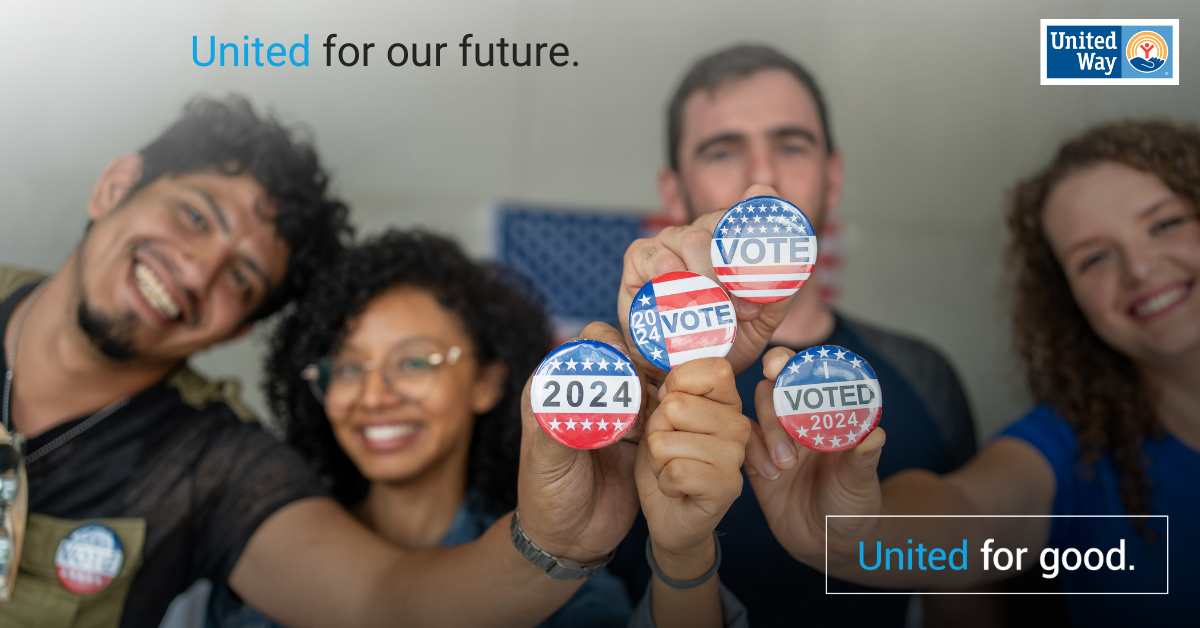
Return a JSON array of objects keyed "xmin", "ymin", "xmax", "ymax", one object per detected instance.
[
  {"xmin": 1043, "ymin": 161, "xmax": 1200, "ymax": 366},
  {"xmin": 322, "ymin": 286, "xmax": 503, "ymax": 484}
]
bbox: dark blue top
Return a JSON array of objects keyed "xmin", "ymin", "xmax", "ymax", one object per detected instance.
[
  {"xmin": 1001, "ymin": 405, "xmax": 1195, "ymax": 623},
  {"xmin": 611, "ymin": 314, "xmax": 978, "ymax": 626}
]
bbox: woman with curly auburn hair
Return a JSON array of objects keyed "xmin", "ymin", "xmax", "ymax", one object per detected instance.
[
  {"xmin": 739, "ymin": 120, "xmax": 1199, "ymax": 624},
  {"xmin": 205, "ymin": 229, "xmax": 633, "ymax": 627}
]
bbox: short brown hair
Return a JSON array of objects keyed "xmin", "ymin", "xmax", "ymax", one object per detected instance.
[{"xmin": 666, "ymin": 44, "xmax": 835, "ymax": 171}]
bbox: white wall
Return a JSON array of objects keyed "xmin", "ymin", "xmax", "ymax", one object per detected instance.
[{"xmin": 2, "ymin": 0, "xmax": 1196, "ymax": 438}]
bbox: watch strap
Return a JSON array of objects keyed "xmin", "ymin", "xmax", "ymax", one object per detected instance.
[{"xmin": 510, "ymin": 508, "xmax": 614, "ymax": 580}]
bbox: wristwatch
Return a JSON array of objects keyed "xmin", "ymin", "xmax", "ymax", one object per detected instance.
[{"xmin": 510, "ymin": 508, "xmax": 614, "ymax": 580}]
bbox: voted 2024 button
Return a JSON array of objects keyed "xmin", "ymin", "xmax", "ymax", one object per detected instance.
[
  {"xmin": 773, "ymin": 345, "xmax": 881, "ymax": 453},
  {"xmin": 531, "ymin": 339, "xmax": 641, "ymax": 449},
  {"xmin": 629, "ymin": 271, "xmax": 737, "ymax": 372},
  {"xmin": 711, "ymin": 196, "xmax": 817, "ymax": 304}
]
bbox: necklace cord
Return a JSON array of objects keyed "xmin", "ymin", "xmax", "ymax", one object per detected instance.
[{"xmin": 2, "ymin": 278, "xmax": 130, "ymax": 462}]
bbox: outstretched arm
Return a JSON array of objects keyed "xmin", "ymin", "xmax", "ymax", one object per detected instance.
[
  {"xmin": 230, "ymin": 323, "xmax": 644, "ymax": 627},
  {"xmin": 743, "ymin": 346, "xmax": 1057, "ymax": 589}
]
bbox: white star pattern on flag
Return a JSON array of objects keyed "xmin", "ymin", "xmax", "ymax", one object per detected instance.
[
  {"xmin": 582, "ymin": 359, "xmax": 593, "ymax": 370},
  {"xmin": 835, "ymin": 349, "xmax": 847, "ymax": 360},
  {"xmin": 802, "ymin": 353, "xmax": 814, "ymax": 363},
  {"xmin": 787, "ymin": 363, "xmax": 801, "ymax": 374},
  {"xmin": 639, "ymin": 294, "xmax": 652, "ymax": 306},
  {"xmin": 817, "ymin": 347, "xmax": 830, "ymax": 358},
  {"xmin": 598, "ymin": 359, "xmax": 609, "ymax": 371},
  {"xmin": 796, "ymin": 425, "xmax": 808, "ymax": 438},
  {"xmin": 850, "ymin": 357, "xmax": 862, "ymax": 368},
  {"xmin": 565, "ymin": 359, "xmax": 578, "ymax": 370}
]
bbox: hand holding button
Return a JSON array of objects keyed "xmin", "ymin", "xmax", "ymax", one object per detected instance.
[
  {"xmin": 619, "ymin": 184, "xmax": 800, "ymax": 382},
  {"xmin": 742, "ymin": 345, "xmax": 887, "ymax": 567},
  {"xmin": 516, "ymin": 322, "xmax": 644, "ymax": 565},
  {"xmin": 636, "ymin": 357, "xmax": 749, "ymax": 578}
]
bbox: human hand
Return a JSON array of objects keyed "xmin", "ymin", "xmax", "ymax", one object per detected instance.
[{"xmin": 618, "ymin": 185, "xmax": 798, "ymax": 384}]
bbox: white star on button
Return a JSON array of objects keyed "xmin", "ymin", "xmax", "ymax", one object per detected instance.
[
  {"xmin": 598, "ymin": 359, "xmax": 609, "ymax": 370},
  {"xmin": 565, "ymin": 359, "xmax": 578, "ymax": 370},
  {"xmin": 582, "ymin": 359, "xmax": 593, "ymax": 371},
  {"xmin": 802, "ymin": 353, "xmax": 814, "ymax": 363},
  {"xmin": 817, "ymin": 348, "xmax": 830, "ymax": 358},
  {"xmin": 639, "ymin": 294, "xmax": 652, "ymax": 306},
  {"xmin": 835, "ymin": 349, "xmax": 847, "ymax": 360},
  {"xmin": 787, "ymin": 364, "xmax": 801, "ymax": 374},
  {"xmin": 850, "ymin": 357, "xmax": 862, "ymax": 368}
]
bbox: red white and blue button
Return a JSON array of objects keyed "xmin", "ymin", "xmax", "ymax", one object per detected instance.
[
  {"xmin": 629, "ymin": 271, "xmax": 737, "ymax": 372},
  {"xmin": 711, "ymin": 196, "xmax": 817, "ymax": 304},
  {"xmin": 531, "ymin": 340, "xmax": 641, "ymax": 449},
  {"xmin": 55, "ymin": 524, "xmax": 124, "ymax": 595},
  {"xmin": 773, "ymin": 345, "xmax": 882, "ymax": 452}
]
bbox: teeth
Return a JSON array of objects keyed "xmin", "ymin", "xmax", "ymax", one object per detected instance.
[
  {"xmin": 134, "ymin": 262, "xmax": 181, "ymax": 320},
  {"xmin": 363, "ymin": 424, "xmax": 418, "ymax": 442},
  {"xmin": 1134, "ymin": 285, "xmax": 1189, "ymax": 318}
]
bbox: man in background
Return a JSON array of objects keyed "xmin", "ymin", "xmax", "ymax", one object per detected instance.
[{"xmin": 611, "ymin": 44, "xmax": 980, "ymax": 626}]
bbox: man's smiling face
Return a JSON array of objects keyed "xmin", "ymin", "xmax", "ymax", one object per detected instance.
[{"xmin": 75, "ymin": 162, "xmax": 290, "ymax": 363}]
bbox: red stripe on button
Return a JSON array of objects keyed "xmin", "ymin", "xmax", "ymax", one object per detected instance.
[
  {"xmin": 654, "ymin": 288, "xmax": 731, "ymax": 311},
  {"xmin": 665, "ymin": 328, "xmax": 735, "ymax": 353},
  {"xmin": 714, "ymin": 264, "xmax": 814, "ymax": 275},
  {"xmin": 722, "ymin": 280, "xmax": 804, "ymax": 291}
]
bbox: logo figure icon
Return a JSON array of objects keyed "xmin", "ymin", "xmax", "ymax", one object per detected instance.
[{"xmin": 1126, "ymin": 30, "xmax": 1168, "ymax": 73}]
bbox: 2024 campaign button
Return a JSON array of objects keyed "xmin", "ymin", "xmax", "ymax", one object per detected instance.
[
  {"xmin": 531, "ymin": 340, "xmax": 641, "ymax": 449},
  {"xmin": 773, "ymin": 345, "xmax": 881, "ymax": 453},
  {"xmin": 55, "ymin": 524, "xmax": 124, "ymax": 595},
  {"xmin": 629, "ymin": 271, "xmax": 737, "ymax": 372},
  {"xmin": 711, "ymin": 196, "xmax": 817, "ymax": 304}
]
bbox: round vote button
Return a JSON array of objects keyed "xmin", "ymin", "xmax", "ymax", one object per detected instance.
[
  {"xmin": 629, "ymin": 271, "xmax": 737, "ymax": 372},
  {"xmin": 55, "ymin": 524, "xmax": 124, "ymax": 595},
  {"xmin": 531, "ymin": 340, "xmax": 641, "ymax": 449},
  {"xmin": 773, "ymin": 345, "xmax": 882, "ymax": 453},
  {"xmin": 711, "ymin": 195, "xmax": 818, "ymax": 304}
]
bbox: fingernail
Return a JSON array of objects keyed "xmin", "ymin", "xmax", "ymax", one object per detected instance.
[
  {"xmin": 775, "ymin": 442, "xmax": 795, "ymax": 464},
  {"xmin": 762, "ymin": 460, "xmax": 780, "ymax": 480},
  {"xmin": 736, "ymin": 300, "xmax": 761, "ymax": 317}
]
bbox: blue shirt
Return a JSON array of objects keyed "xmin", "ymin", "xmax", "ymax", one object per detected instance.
[
  {"xmin": 611, "ymin": 314, "xmax": 978, "ymax": 627},
  {"xmin": 1001, "ymin": 405, "xmax": 1196, "ymax": 623},
  {"xmin": 207, "ymin": 499, "xmax": 632, "ymax": 628}
]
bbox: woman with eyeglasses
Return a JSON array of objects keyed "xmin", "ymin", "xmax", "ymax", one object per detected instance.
[{"xmin": 206, "ymin": 230, "xmax": 632, "ymax": 627}]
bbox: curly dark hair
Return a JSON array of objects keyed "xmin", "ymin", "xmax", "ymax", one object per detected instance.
[
  {"xmin": 1007, "ymin": 120, "xmax": 1200, "ymax": 527},
  {"xmin": 131, "ymin": 94, "xmax": 352, "ymax": 321},
  {"xmin": 267, "ymin": 229, "xmax": 552, "ymax": 515}
]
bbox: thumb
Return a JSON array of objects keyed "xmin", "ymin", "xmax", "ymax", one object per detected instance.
[
  {"xmin": 519, "ymin": 376, "xmax": 581, "ymax": 476},
  {"xmin": 834, "ymin": 427, "xmax": 886, "ymax": 492}
]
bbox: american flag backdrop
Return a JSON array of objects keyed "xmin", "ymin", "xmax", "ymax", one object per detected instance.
[
  {"xmin": 773, "ymin": 345, "xmax": 882, "ymax": 453},
  {"xmin": 710, "ymin": 196, "xmax": 817, "ymax": 304},
  {"xmin": 628, "ymin": 271, "xmax": 737, "ymax": 371}
]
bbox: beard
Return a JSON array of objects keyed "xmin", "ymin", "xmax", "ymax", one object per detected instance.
[{"xmin": 76, "ymin": 297, "xmax": 139, "ymax": 361}]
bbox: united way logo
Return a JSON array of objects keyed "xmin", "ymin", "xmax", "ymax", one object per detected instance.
[
  {"xmin": 1126, "ymin": 30, "xmax": 1168, "ymax": 73},
  {"xmin": 1041, "ymin": 19, "xmax": 1178, "ymax": 85}
]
